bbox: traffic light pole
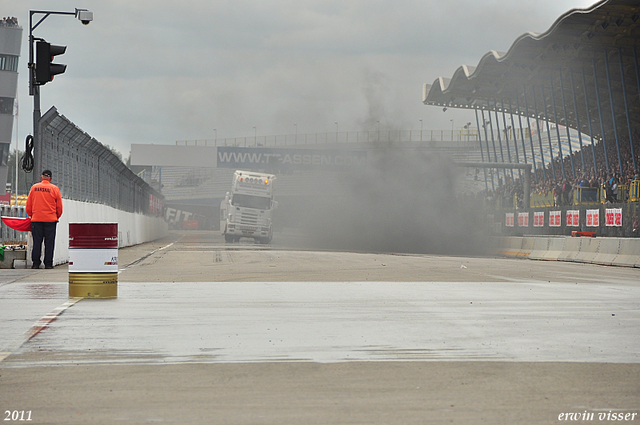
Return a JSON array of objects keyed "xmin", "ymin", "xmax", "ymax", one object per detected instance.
[{"xmin": 27, "ymin": 9, "xmax": 88, "ymax": 184}]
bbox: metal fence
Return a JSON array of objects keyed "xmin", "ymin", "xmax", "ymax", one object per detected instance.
[
  {"xmin": 176, "ymin": 128, "xmax": 483, "ymax": 147},
  {"xmin": 38, "ymin": 107, "xmax": 163, "ymax": 215}
]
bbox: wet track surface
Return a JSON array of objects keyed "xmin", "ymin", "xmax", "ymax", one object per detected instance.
[{"xmin": 1, "ymin": 231, "xmax": 639, "ymax": 367}]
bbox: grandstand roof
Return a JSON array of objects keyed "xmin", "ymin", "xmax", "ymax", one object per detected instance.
[{"xmin": 423, "ymin": 0, "xmax": 640, "ymax": 142}]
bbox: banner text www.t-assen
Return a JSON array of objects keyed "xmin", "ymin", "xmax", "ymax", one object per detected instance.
[{"xmin": 216, "ymin": 147, "xmax": 367, "ymax": 170}]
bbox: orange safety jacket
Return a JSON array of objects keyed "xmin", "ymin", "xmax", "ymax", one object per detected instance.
[{"xmin": 26, "ymin": 180, "xmax": 63, "ymax": 222}]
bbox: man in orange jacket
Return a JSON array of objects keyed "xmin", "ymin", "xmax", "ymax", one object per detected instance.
[{"xmin": 26, "ymin": 170, "xmax": 63, "ymax": 269}]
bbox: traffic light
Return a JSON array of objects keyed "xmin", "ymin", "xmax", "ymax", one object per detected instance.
[{"xmin": 35, "ymin": 41, "xmax": 67, "ymax": 85}]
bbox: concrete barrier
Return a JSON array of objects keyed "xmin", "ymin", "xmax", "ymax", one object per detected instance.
[
  {"xmin": 592, "ymin": 238, "xmax": 621, "ymax": 266},
  {"xmin": 528, "ymin": 238, "xmax": 550, "ymax": 260},
  {"xmin": 22, "ymin": 199, "xmax": 168, "ymax": 267},
  {"xmin": 573, "ymin": 237, "xmax": 599, "ymax": 264},
  {"xmin": 499, "ymin": 236, "xmax": 525, "ymax": 257},
  {"xmin": 541, "ymin": 238, "xmax": 565, "ymax": 261},
  {"xmin": 520, "ymin": 237, "xmax": 534, "ymax": 257},
  {"xmin": 498, "ymin": 236, "xmax": 640, "ymax": 268},
  {"xmin": 613, "ymin": 239, "xmax": 640, "ymax": 267},
  {"xmin": 558, "ymin": 237, "xmax": 581, "ymax": 262}
]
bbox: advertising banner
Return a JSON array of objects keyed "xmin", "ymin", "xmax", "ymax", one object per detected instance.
[
  {"xmin": 216, "ymin": 147, "xmax": 367, "ymax": 171},
  {"xmin": 586, "ymin": 209, "xmax": 599, "ymax": 227},
  {"xmin": 533, "ymin": 211, "xmax": 544, "ymax": 227},
  {"xmin": 566, "ymin": 210, "xmax": 580, "ymax": 227},
  {"xmin": 517, "ymin": 212, "xmax": 529, "ymax": 227},
  {"xmin": 605, "ymin": 208, "xmax": 622, "ymax": 227},
  {"xmin": 505, "ymin": 213, "xmax": 514, "ymax": 227},
  {"xmin": 549, "ymin": 211, "xmax": 561, "ymax": 227}
]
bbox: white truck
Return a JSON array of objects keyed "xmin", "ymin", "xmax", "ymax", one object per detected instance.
[{"xmin": 220, "ymin": 170, "xmax": 277, "ymax": 244}]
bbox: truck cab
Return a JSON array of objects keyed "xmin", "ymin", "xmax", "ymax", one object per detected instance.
[{"xmin": 220, "ymin": 171, "xmax": 277, "ymax": 244}]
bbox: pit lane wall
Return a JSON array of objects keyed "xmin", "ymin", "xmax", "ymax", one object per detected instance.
[
  {"xmin": 494, "ymin": 202, "xmax": 639, "ymax": 267},
  {"xmin": 47, "ymin": 200, "xmax": 167, "ymax": 267},
  {"xmin": 497, "ymin": 235, "xmax": 640, "ymax": 268}
]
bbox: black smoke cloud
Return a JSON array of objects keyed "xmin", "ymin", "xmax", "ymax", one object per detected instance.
[{"xmin": 282, "ymin": 143, "xmax": 487, "ymax": 255}]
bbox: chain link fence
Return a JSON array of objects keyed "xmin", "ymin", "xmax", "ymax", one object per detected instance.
[{"xmin": 39, "ymin": 107, "xmax": 163, "ymax": 215}]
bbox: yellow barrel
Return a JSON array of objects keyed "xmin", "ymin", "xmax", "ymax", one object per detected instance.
[{"xmin": 68, "ymin": 273, "xmax": 118, "ymax": 298}]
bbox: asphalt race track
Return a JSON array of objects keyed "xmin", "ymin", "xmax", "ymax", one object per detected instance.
[{"xmin": 1, "ymin": 230, "xmax": 638, "ymax": 424}]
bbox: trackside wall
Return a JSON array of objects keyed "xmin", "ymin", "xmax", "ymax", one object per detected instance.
[
  {"xmin": 497, "ymin": 236, "xmax": 640, "ymax": 268},
  {"xmin": 50, "ymin": 200, "xmax": 167, "ymax": 266}
]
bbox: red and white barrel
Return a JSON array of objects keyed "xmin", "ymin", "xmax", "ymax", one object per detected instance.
[{"xmin": 68, "ymin": 223, "xmax": 118, "ymax": 298}]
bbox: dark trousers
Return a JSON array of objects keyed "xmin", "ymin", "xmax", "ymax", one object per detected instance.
[{"xmin": 31, "ymin": 221, "xmax": 57, "ymax": 267}]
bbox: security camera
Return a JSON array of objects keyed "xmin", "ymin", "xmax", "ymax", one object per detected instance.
[{"xmin": 76, "ymin": 9, "xmax": 93, "ymax": 25}]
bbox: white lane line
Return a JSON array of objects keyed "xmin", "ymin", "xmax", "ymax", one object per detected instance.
[
  {"xmin": 0, "ymin": 298, "xmax": 83, "ymax": 363},
  {"xmin": 118, "ymin": 241, "xmax": 176, "ymax": 273}
]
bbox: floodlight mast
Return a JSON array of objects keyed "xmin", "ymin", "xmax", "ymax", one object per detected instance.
[{"xmin": 27, "ymin": 8, "xmax": 93, "ymax": 182}]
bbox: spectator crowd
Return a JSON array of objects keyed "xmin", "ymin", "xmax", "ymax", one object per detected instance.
[
  {"xmin": 479, "ymin": 130, "xmax": 640, "ymax": 208},
  {"xmin": 1, "ymin": 17, "xmax": 19, "ymax": 27}
]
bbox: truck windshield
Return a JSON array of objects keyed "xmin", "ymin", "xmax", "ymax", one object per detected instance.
[{"xmin": 232, "ymin": 194, "xmax": 271, "ymax": 210}]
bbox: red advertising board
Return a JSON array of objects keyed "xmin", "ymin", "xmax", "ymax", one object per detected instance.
[
  {"xmin": 586, "ymin": 209, "xmax": 599, "ymax": 227},
  {"xmin": 0, "ymin": 191, "xmax": 11, "ymax": 206},
  {"xmin": 549, "ymin": 211, "xmax": 561, "ymax": 227},
  {"xmin": 605, "ymin": 208, "xmax": 622, "ymax": 227},
  {"xmin": 518, "ymin": 212, "xmax": 529, "ymax": 227},
  {"xmin": 505, "ymin": 213, "xmax": 514, "ymax": 227},
  {"xmin": 566, "ymin": 210, "xmax": 579, "ymax": 227},
  {"xmin": 533, "ymin": 211, "xmax": 544, "ymax": 227}
]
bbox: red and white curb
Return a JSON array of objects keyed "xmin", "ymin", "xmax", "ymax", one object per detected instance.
[{"xmin": 0, "ymin": 298, "xmax": 83, "ymax": 363}]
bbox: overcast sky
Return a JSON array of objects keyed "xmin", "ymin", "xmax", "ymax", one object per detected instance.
[{"xmin": 5, "ymin": 0, "xmax": 597, "ymax": 158}]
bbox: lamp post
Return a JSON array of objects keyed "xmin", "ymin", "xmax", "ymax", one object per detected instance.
[
  {"xmin": 419, "ymin": 119, "xmax": 423, "ymax": 142},
  {"xmin": 28, "ymin": 8, "xmax": 93, "ymax": 183},
  {"xmin": 253, "ymin": 126, "xmax": 257, "ymax": 146}
]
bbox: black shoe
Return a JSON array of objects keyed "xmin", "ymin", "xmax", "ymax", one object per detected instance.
[
  {"xmin": 45, "ymin": 265, "xmax": 54, "ymax": 269},
  {"xmin": 31, "ymin": 265, "xmax": 40, "ymax": 269}
]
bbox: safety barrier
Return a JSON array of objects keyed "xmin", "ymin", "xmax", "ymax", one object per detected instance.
[
  {"xmin": 498, "ymin": 236, "xmax": 640, "ymax": 268},
  {"xmin": 631, "ymin": 180, "xmax": 640, "ymax": 202},
  {"xmin": 572, "ymin": 187, "xmax": 600, "ymax": 205},
  {"xmin": 530, "ymin": 192, "xmax": 555, "ymax": 208},
  {"xmin": 0, "ymin": 205, "xmax": 28, "ymax": 244}
]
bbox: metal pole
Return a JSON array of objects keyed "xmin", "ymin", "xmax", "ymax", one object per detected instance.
[
  {"xmin": 634, "ymin": 46, "xmax": 640, "ymax": 173},
  {"xmin": 531, "ymin": 86, "xmax": 548, "ymax": 181},
  {"xmin": 558, "ymin": 69, "xmax": 576, "ymax": 177},
  {"xmin": 492, "ymin": 100, "xmax": 506, "ymax": 164},
  {"xmin": 593, "ymin": 58, "xmax": 610, "ymax": 172},
  {"xmin": 500, "ymin": 99, "xmax": 514, "ymax": 181},
  {"xmin": 603, "ymin": 50, "xmax": 623, "ymax": 176},
  {"xmin": 569, "ymin": 69, "xmax": 586, "ymax": 173},
  {"xmin": 619, "ymin": 47, "xmax": 637, "ymax": 173},
  {"xmin": 507, "ymin": 100, "xmax": 522, "ymax": 181},
  {"xmin": 474, "ymin": 108, "xmax": 489, "ymax": 190},
  {"xmin": 542, "ymin": 85, "xmax": 559, "ymax": 180},
  {"xmin": 480, "ymin": 109, "xmax": 495, "ymax": 190},
  {"xmin": 519, "ymin": 90, "xmax": 538, "ymax": 183},
  {"xmin": 548, "ymin": 79, "xmax": 565, "ymax": 180},
  {"xmin": 28, "ymin": 9, "xmax": 83, "ymax": 184},
  {"xmin": 581, "ymin": 69, "xmax": 598, "ymax": 174}
]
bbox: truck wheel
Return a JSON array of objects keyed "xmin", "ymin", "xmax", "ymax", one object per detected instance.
[{"xmin": 225, "ymin": 234, "xmax": 234, "ymax": 243}]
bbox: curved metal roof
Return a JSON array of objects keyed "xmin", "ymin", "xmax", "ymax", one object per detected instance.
[{"xmin": 423, "ymin": 0, "xmax": 640, "ymax": 144}]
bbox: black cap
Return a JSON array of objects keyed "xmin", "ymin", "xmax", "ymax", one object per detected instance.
[{"xmin": 42, "ymin": 170, "xmax": 52, "ymax": 177}]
